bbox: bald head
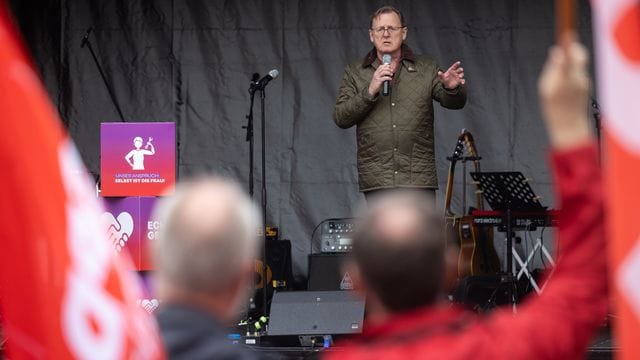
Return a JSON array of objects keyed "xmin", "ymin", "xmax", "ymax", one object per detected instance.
[
  {"xmin": 152, "ymin": 177, "xmax": 260, "ymax": 296},
  {"xmin": 353, "ymin": 190, "xmax": 446, "ymax": 312},
  {"xmin": 372, "ymin": 197, "xmax": 427, "ymax": 245}
]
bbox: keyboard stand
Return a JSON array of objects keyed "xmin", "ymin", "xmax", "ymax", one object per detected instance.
[
  {"xmin": 513, "ymin": 237, "xmax": 556, "ymax": 294},
  {"xmin": 470, "ymin": 171, "xmax": 547, "ymax": 308}
]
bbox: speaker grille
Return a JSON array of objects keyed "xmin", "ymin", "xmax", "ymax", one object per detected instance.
[{"xmin": 268, "ymin": 291, "xmax": 365, "ymax": 335}]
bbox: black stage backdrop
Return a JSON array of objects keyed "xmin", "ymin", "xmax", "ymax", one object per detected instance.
[{"xmin": 9, "ymin": 0, "xmax": 594, "ymax": 279}]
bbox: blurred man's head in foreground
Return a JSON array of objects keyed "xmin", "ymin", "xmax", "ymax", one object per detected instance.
[
  {"xmin": 350, "ymin": 190, "xmax": 447, "ymax": 314},
  {"xmin": 152, "ymin": 177, "xmax": 261, "ymax": 321}
]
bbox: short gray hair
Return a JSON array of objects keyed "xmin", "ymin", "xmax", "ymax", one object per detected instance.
[
  {"xmin": 152, "ymin": 177, "xmax": 261, "ymax": 293},
  {"xmin": 370, "ymin": 5, "xmax": 406, "ymax": 28}
]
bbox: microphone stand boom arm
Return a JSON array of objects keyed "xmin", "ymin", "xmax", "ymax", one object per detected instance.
[{"xmin": 80, "ymin": 27, "xmax": 126, "ymax": 123}]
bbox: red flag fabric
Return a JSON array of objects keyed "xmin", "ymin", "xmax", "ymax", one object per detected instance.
[
  {"xmin": 0, "ymin": 4, "xmax": 164, "ymax": 359},
  {"xmin": 592, "ymin": 0, "xmax": 640, "ymax": 359}
]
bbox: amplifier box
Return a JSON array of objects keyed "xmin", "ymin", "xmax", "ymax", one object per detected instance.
[
  {"xmin": 320, "ymin": 218, "xmax": 355, "ymax": 253},
  {"xmin": 308, "ymin": 253, "xmax": 353, "ymax": 291}
]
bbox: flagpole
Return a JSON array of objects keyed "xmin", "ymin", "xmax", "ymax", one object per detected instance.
[{"xmin": 555, "ymin": 0, "xmax": 575, "ymax": 42}]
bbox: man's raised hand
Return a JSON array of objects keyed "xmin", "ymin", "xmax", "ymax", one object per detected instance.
[{"xmin": 438, "ymin": 61, "xmax": 465, "ymax": 90}]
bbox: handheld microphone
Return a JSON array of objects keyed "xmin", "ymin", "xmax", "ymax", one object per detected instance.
[
  {"xmin": 80, "ymin": 27, "xmax": 93, "ymax": 48},
  {"xmin": 382, "ymin": 54, "xmax": 392, "ymax": 96},
  {"xmin": 256, "ymin": 69, "xmax": 279, "ymax": 89}
]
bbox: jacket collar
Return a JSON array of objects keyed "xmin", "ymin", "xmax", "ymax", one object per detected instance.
[{"xmin": 362, "ymin": 44, "xmax": 416, "ymax": 68}]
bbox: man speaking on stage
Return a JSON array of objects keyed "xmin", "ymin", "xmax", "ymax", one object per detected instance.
[{"xmin": 333, "ymin": 5, "xmax": 467, "ymax": 201}]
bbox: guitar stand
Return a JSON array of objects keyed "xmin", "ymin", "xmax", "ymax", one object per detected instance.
[
  {"xmin": 470, "ymin": 171, "xmax": 546, "ymax": 309},
  {"xmin": 445, "ymin": 154, "xmax": 481, "ymax": 215}
]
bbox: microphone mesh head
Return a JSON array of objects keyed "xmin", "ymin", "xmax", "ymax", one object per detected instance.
[
  {"xmin": 382, "ymin": 54, "xmax": 392, "ymax": 65},
  {"xmin": 269, "ymin": 69, "xmax": 279, "ymax": 79}
]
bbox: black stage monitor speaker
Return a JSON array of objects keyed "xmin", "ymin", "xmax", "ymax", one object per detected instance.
[
  {"xmin": 308, "ymin": 253, "xmax": 352, "ymax": 291},
  {"xmin": 268, "ymin": 291, "xmax": 365, "ymax": 336}
]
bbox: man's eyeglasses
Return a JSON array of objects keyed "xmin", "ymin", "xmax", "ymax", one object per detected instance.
[{"xmin": 371, "ymin": 26, "xmax": 404, "ymax": 35}]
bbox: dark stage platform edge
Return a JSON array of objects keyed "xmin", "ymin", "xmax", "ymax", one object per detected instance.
[{"xmin": 237, "ymin": 327, "xmax": 615, "ymax": 360}]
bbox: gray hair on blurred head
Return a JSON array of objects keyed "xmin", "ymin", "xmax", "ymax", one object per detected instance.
[{"xmin": 152, "ymin": 176, "xmax": 261, "ymax": 294}]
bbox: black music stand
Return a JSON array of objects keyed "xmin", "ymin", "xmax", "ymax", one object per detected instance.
[{"xmin": 470, "ymin": 171, "xmax": 544, "ymax": 306}]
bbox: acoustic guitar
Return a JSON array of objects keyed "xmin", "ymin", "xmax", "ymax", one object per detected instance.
[{"xmin": 444, "ymin": 130, "xmax": 500, "ymax": 277}]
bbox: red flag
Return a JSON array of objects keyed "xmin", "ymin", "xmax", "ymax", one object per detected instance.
[
  {"xmin": 0, "ymin": 5, "xmax": 163, "ymax": 359},
  {"xmin": 593, "ymin": 0, "xmax": 640, "ymax": 359}
]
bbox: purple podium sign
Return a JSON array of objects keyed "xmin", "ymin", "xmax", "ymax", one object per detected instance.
[
  {"xmin": 101, "ymin": 122, "xmax": 175, "ymax": 197},
  {"xmin": 101, "ymin": 196, "xmax": 162, "ymax": 270}
]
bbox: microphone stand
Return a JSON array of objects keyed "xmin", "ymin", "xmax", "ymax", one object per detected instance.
[
  {"xmin": 244, "ymin": 75, "xmax": 270, "ymax": 326},
  {"xmin": 244, "ymin": 75, "xmax": 260, "ymax": 198},
  {"xmin": 258, "ymin": 86, "xmax": 268, "ymax": 321},
  {"xmin": 81, "ymin": 26, "xmax": 126, "ymax": 197},
  {"xmin": 80, "ymin": 27, "xmax": 126, "ymax": 123}
]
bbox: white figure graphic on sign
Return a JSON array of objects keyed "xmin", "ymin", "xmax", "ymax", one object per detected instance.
[{"xmin": 125, "ymin": 136, "xmax": 155, "ymax": 170}]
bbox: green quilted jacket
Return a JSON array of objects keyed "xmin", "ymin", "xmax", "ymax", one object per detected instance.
[{"xmin": 333, "ymin": 45, "xmax": 467, "ymax": 191}]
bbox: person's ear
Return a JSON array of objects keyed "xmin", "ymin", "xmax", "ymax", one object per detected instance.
[
  {"xmin": 402, "ymin": 27, "xmax": 407, "ymax": 41},
  {"xmin": 369, "ymin": 29, "xmax": 375, "ymax": 44},
  {"xmin": 343, "ymin": 259, "xmax": 391, "ymax": 320},
  {"xmin": 443, "ymin": 246, "xmax": 459, "ymax": 293},
  {"xmin": 226, "ymin": 262, "xmax": 255, "ymax": 317}
]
